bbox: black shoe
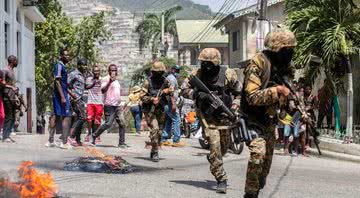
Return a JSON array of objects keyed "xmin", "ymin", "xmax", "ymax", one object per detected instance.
[
  {"xmin": 259, "ymin": 176, "xmax": 266, "ymax": 189},
  {"xmin": 216, "ymin": 180, "xmax": 227, "ymax": 194},
  {"xmin": 244, "ymin": 192, "xmax": 258, "ymax": 198},
  {"xmin": 89, "ymin": 135, "xmax": 96, "ymax": 147},
  {"xmin": 150, "ymin": 152, "xmax": 159, "ymax": 162}
]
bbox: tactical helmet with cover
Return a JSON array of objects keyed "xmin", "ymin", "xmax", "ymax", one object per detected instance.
[
  {"xmin": 264, "ymin": 29, "xmax": 297, "ymax": 52},
  {"xmin": 151, "ymin": 61, "xmax": 166, "ymax": 72},
  {"xmin": 198, "ymin": 48, "xmax": 221, "ymax": 65}
]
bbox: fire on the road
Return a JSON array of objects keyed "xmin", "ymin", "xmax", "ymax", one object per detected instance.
[{"xmin": 0, "ymin": 161, "xmax": 58, "ymax": 198}]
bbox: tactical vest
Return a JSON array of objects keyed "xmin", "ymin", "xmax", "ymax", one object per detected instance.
[
  {"xmin": 143, "ymin": 76, "xmax": 167, "ymax": 112},
  {"xmin": 198, "ymin": 66, "xmax": 233, "ymax": 119}
]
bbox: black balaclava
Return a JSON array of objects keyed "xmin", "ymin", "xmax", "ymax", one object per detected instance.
[
  {"xmin": 151, "ymin": 71, "xmax": 164, "ymax": 80},
  {"xmin": 201, "ymin": 61, "xmax": 220, "ymax": 81},
  {"xmin": 264, "ymin": 47, "xmax": 294, "ymax": 75}
]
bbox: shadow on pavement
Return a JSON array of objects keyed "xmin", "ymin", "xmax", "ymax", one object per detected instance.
[
  {"xmin": 133, "ymin": 156, "xmax": 166, "ymax": 162},
  {"xmin": 268, "ymin": 157, "xmax": 293, "ymax": 198},
  {"xmin": 169, "ymin": 180, "xmax": 216, "ymax": 191}
]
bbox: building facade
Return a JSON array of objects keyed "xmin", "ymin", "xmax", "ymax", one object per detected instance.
[
  {"xmin": 0, "ymin": 0, "xmax": 44, "ymax": 132},
  {"xmin": 176, "ymin": 20, "xmax": 229, "ymax": 67}
]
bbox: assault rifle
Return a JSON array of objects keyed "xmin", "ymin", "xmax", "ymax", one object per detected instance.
[
  {"xmin": 189, "ymin": 76, "xmax": 236, "ymax": 120},
  {"xmin": 278, "ymin": 77, "xmax": 322, "ymax": 155},
  {"xmin": 189, "ymin": 76, "xmax": 259, "ymax": 143}
]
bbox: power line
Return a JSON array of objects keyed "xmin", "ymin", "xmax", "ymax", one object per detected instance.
[
  {"xmin": 189, "ymin": 0, "xmax": 234, "ymax": 43},
  {"xmin": 195, "ymin": 0, "xmax": 240, "ymax": 43}
]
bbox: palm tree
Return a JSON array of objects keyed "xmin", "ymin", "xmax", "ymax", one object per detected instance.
[
  {"xmin": 136, "ymin": 5, "xmax": 182, "ymax": 58},
  {"xmin": 285, "ymin": 0, "xmax": 360, "ymax": 141}
]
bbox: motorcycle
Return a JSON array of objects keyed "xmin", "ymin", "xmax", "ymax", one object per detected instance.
[{"xmin": 194, "ymin": 125, "xmax": 244, "ymax": 155}]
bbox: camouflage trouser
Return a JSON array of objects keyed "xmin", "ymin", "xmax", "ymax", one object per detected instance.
[
  {"xmin": 14, "ymin": 109, "xmax": 21, "ymax": 129},
  {"xmin": 144, "ymin": 107, "xmax": 164, "ymax": 153},
  {"xmin": 204, "ymin": 124, "xmax": 231, "ymax": 182},
  {"xmin": 245, "ymin": 125, "xmax": 276, "ymax": 194}
]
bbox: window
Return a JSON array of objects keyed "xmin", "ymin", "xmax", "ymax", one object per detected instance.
[
  {"xmin": 25, "ymin": 16, "xmax": 33, "ymax": 32},
  {"xmin": 4, "ymin": 0, "xmax": 9, "ymax": 13},
  {"xmin": 232, "ymin": 31, "xmax": 240, "ymax": 51},
  {"xmin": 5, "ymin": 23, "xmax": 9, "ymax": 59},
  {"xmin": 17, "ymin": 32, "xmax": 21, "ymax": 63}
]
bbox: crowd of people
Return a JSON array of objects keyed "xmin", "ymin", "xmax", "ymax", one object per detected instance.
[
  {"xmin": 0, "ymin": 55, "xmax": 27, "ymax": 143},
  {"xmin": 43, "ymin": 48, "xmax": 186, "ymax": 152},
  {"xmin": 276, "ymin": 81, "xmax": 318, "ymax": 156}
]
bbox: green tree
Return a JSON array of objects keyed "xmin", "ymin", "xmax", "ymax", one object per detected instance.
[
  {"xmin": 135, "ymin": 5, "xmax": 182, "ymax": 57},
  {"xmin": 285, "ymin": 0, "xmax": 360, "ymax": 140},
  {"xmin": 35, "ymin": 0, "xmax": 111, "ymax": 113}
]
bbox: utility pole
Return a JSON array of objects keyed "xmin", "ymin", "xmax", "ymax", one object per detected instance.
[
  {"xmin": 161, "ymin": 12, "xmax": 165, "ymax": 45},
  {"xmin": 256, "ymin": 0, "xmax": 269, "ymax": 51}
]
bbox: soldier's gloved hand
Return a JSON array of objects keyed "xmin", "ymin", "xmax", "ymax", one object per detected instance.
[{"xmin": 196, "ymin": 92, "xmax": 211, "ymax": 102}]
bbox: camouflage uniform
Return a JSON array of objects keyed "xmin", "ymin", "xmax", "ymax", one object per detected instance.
[
  {"xmin": 183, "ymin": 48, "xmax": 242, "ymax": 184},
  {"xmin": 14, "ymin": 94, "xmax": 26, "ymax": 132},
  {"xmin": 140, "ymin": 62, "xmax": 167, "ymax": 161},
  {"xmin": 243, "ymin": 30, "xmax": 297, "ymax": 196}
]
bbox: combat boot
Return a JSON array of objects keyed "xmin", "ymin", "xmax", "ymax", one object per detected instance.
[
  {"xmin": 216, "ymin": 180, "xmax": 227, "ymax": 194},
  {"xmin": 259, "ymin": 176, "xmax": 266, "ymax": 189},
  {"xmin": 244, "ymin": 192, "xmax": 258, "ymax": 198},
  {"xmin": 150, "ymin": 152, "xmax": 159, "ymax": 162}
]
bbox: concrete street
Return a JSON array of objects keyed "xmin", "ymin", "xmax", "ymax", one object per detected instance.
[{"xmin": 0, "ymin": 133, "xmax": 359, "ymax": 198}]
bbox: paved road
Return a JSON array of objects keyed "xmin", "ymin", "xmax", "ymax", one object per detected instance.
[{"xmin": 0, "ymin": 133, "xmax": 359, "ymax": 198}]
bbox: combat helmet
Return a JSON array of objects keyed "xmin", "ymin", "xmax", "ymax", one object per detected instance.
[
  {"xmin": 264, "ymin": 29, "xmax": 297, "ymax": 52},
  {"xmin": 151, "ymin": 61, "xmax": 166, "ymax": 72},
  {"xmin": 198, "ymin": 48, "xmax": 221, "ymax": 65}
]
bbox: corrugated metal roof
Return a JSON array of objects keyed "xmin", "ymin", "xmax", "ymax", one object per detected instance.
[
  {"xmin": 232, "ymin": 0, "xmax": 284, "ymax": 18},
  {"xmin": 176, "ymin": 20, "xmax": 228, "ymax": 44}
]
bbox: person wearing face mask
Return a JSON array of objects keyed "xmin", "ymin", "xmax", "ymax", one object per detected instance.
[
  {"xmin": 182, "ymin": 48, "xmax": 242, "ymax": 194},
  {"xmin": 67, "ymin": 59, "xmax": 87, "ymax": 146},
  {"xmin": 161, "ymin": 65, "xmax": 184, "ymax": 147},
  {"xmin": 140, "ymin": 61, "xmax": 167, "ymax": 162},
  {"xmin": 2, "ymin": 55, "xmax": 20, "ymax": 143},
  {"xmin": 242, "ymin": 29, "xmax": 297, "ymax": 198}
]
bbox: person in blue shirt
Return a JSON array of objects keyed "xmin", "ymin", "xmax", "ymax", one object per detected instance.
[{"xmin": 52, "ymin": 48, "xmax": 72, "ymax": 149}]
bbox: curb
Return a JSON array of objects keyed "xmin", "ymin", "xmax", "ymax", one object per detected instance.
[{"xmin": 309, "ymin": 148, "xmax": 360, "ymax": 164}]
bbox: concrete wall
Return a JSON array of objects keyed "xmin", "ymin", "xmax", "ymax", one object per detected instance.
[
  {"xmin": 0, "ymin": 0, "xmax": 39, "ymax": 132},
  {"xmin": 226, "ymin": 2, "xmax": 286, "ymax": 67}
]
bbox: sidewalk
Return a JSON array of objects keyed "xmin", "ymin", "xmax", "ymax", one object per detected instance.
[{"xmin": 309, "ymin": 136, "xmax": 360, "ymax": 163}]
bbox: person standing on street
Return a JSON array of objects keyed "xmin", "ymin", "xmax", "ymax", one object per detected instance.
[
  {"xmin": 161, "ymin": 65, "xmax": 183, "ymax": 147},
  {"xmin": 140, "ymin": 61, "xmax": 167, "ymax": 162},
  {"xmin": 67, "ymin": 59, "xmax": 87, "ymax": 146},
  {"xmin": 91, "ymin": 64, "xmax": 128, "ymax": 148},
  {"xmin": 182, "ymin": 48, "xmax": 242, "ymax": 194},
  {"xmin": 2, "ymin": 55, "xmax": 20, "ymax": 143},
  {"xmin": 242, "ymin": 29, "xmax": 296, "ymax": 198},
  {"xmin": 128, "ymin": 86, "xmax": 144, "ymax": 136},
  {"xmin": 85, "ymin": 66, "xmax": 103, "ymax": 143},
  {"xmin": 52, "ymin": 49, "xmax": 72, "ymax": 149}
]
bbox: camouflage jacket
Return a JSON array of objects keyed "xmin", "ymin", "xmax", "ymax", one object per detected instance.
[
  {"xmin": 243, "ymin": 52, "xmax": 292, "ymax": 118},
  {"xmin": 182, "ymin": 67, "xmax": 242, "ymax": 105}
]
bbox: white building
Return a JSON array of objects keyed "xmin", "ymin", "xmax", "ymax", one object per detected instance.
[{"xmin": 0, "ymin": 0, "xmax": 44, "ymax": 132}]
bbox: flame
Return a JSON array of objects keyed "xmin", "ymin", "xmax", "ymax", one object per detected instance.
[
  {"xmin": 0, "ymin": 161, "xmax": 58, "ymax": 198},
  {"xmin": 85, "ymin": 148, "xmax": 117, "ymax": 166}
]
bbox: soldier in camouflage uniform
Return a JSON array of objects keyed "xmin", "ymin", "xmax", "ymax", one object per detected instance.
[
  {"xmin": 242, "ymin": 30, "xmax": 297, "ymax": 198},
  {"xmin": 140, "ymin": 62, "xmax": 167, "ymax": 162},
  {"xmin": 183, "ymin": 48, "xmax": 242, "ymax": 194}
]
